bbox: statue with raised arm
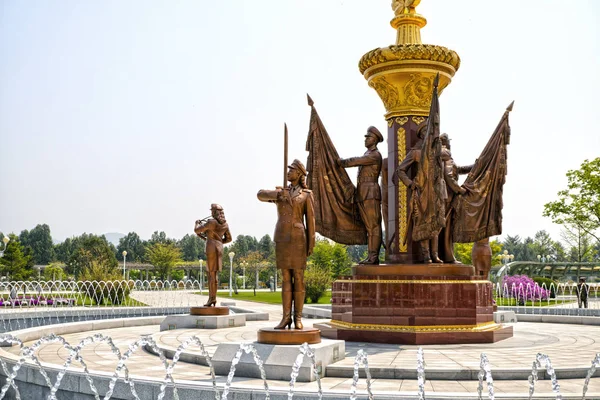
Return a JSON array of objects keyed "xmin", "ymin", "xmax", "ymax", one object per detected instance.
[
  {"xmin": 194, "ymin": 204, "xmax": 232, "ymax": 307},
  {"xmin": 257, "ymin": 159, "xmax": 316, "ymax": 329},
  {"xmin": 338, "ymin": 126, "xmax": 384, "ymax": 264}
]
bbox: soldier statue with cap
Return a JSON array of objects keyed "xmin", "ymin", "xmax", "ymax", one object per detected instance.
[
  {"xmin": 257, "ymin": 159, "xmax": 316, "ymax": 329},
  {"xmin": 194, "ymin": 204, "xmax": 232, "ymax": 307},
  {"xmin": 337, "ymin": 126, "xmax": 384, "ymax": 264}
]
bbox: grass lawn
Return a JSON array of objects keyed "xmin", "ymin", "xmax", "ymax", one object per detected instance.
[
  {"xmin": 202, "ymin": 290, "xmax": 332, "ymax": 305},
  {"xmin": 494, "ymin": 297, "xmax": 574, "ymax": 307}
]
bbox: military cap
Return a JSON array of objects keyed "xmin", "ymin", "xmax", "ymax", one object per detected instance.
[
  {"xmin": 365, "ymin": 126, "xmax": 384, "ymax": 143},
  {"xmin": 210, "ymin": 203, "xmax": 224, "ymax": 211},
  {"xmin": 288, "ymin": 159, "xmax": 307, "ymax": 176}
]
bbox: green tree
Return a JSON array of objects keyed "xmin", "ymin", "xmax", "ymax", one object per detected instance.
[
  {"xmin": 532, "ymin": 230, "xmax": 556, "ymax": 259},
  {"xmin": 0, "ymin": 234, "xmax": 33, "ymax": 280},
  {"xmin": 308, "ymin": 238, "xmax": 333, "ymax": 272},
  {"xmin": 67, "ymin": 234, "xmax": 118, "ymax": 278},
  {"xmin": 304, "ymin": 264, "xmax": 332, "ymax": 303},
  {"xmin": 149, "ymin": 231, "xmax": 176, "ymax": 246},
  {"xmin": 147, "ymin": 243, "xmax": 182, "ymax": 280},
  {"xmin": 178, "ymin": 233, "xmax": 206, "ymax": 261},
  {"xmin": 117, "ymin": 232, "xmax": 147, "ymax": 263},
  {"xmin": 54, "ymin": 237, "xmax": 81, "ymax": 263},
  {"xmin": 228, "ymin": 235, "xmax": 259, "ymax": 259},
  {"xmin": 562, "ymin": 226, "xmax": 596, "ymax": 262},
  {"xmin": 331, "ymin": 243, "xmax": 353, "ymax": 278},
  {"xmin": 543, "ymin": 158, "xmax": 600, "ymax": 243},
  {"xmin": 44, "ymin": 263, "xmax": 65, "ymax": 281},
  {"xmin": 19, "ymin": 224, "xmax": 54, "ymax": 264},
  {"xmin": 346, "ymin": 245, "xmax": 367, "ymax": 263},
  {"xmin": 258, "ymin": 234, "xmax": 274, "ymax": 260},
  {"xmin": 79, "ymin": 260, "xmax": 128, "ymax": 304}
]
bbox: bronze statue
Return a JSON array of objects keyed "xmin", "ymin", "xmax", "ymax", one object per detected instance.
[
  {"xmin": 439, "ymin": 135, "xmax": 473, "ymax": 263},
  {"xmin": 395, "ymin": 124, "xmax": 443, "ymax": 263},
  {"xmin": 257, "ymin": 159, "xmax": 316, "ymax": 329},
  {"xmin": 338, "ymin": 126, "xmax": 384, "ymax": 264},
  {"xmin": 194, "ymin": 204, "xmax": 232, "ymax": 307}
]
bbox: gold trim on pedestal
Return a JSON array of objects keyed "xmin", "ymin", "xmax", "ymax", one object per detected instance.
[
  {"xmin": 329, "ymin": 320, "xmax": 500, "ymax": 333},
  {"xmin": 397, "ymin": 127, "xmax": 408, "ymax": 252}
]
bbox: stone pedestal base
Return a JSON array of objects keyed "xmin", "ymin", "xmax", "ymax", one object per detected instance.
[
  {"xmin": 494, "ymin": 310, "xmax": 517, "ymax": 324},
  {"xmin": 212, "ymin": 339, "xmax": 344, "ymax": 382},
  {"xmin": 257, "ymin": 327, "xmax": 321, "ymax": 345},
  {"xmin": 190, "ymin": 306, "xmax": 229, "ymax": 316},
  {"xmin": 160, "ymin": 313, "xmax": 245, "ymax": 331},
  {"xmin": 323, "ymin": 263, "xmax": 513, "ymax": 344}
]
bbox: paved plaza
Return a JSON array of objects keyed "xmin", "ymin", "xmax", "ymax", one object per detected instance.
[{"xmin": 2, "ymin": 292, "xmax": 598, "ymax": 399}]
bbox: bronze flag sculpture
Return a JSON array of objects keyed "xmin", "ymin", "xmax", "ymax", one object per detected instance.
[
  {"xmin": 257, "ymin": 159, "xmax": 316, "ymax": 329},
  {"xmin": 305, "ymin": 95, "xmax": 368, "ymax": 246},
  {"xmin": 451, "ymin": 102, "xmax": 513, "ymax": 243},
  {"xmin": 194, "ymin": 204, "xmax": 232, "ymax": 306}
]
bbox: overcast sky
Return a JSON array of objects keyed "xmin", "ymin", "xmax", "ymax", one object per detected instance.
[{"xmin": 1, "ymin": 0, "xmax": 599, "ymax": 245}]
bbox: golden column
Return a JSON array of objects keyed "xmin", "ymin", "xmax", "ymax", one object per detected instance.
[{"xmin": 359, "ymin": 0, "xmax": 460, "ymax": 264}]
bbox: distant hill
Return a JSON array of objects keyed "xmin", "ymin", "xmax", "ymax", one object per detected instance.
[{"xmin": 104, "ymin": 232, "xmax": 126, "ymax": 246}]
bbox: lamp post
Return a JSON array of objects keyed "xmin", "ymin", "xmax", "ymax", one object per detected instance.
[
  {"xmin": 0, "ymin": 236, "xmax": 9, "ymax": 258},
  {"xmin": 199, "ymin": 259, "xmax": 204, "ymax": 294},
  {"xmin": 228, "ymin": 252, "xmax": 235, "ymax": 297},
  {"xmin": 122, "ymin": 251, "xmax": 127, "ymax": 279},
  {"xmin": 241, "ymin": 261, "xmax": 247, "ymax": 289},
  {"xmin": 500, "ymin": 250, "xmax": 514, "ymax": 266}
]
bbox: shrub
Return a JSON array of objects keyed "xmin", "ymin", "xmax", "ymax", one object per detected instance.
[
  {"xmin": 533, "ymin": 277, "xmax": 557, "ymax": 298},
  {"xmin": 304, "ymin": 264, "xmax": 332, "ymax": 304},
  {"xmin": 501, "ymin": 275, "xmax": 550, "ymax": 302}
]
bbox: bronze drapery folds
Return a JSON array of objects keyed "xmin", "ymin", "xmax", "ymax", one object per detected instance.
[
  {"xmin": 410, "ymin": 74, "xmax": 447, "ymax": 243},
  {"xmin": 452, "ymin": 102, "xmax": 514, "ymax": 243},
  {"xmin": 305, "ymin": 95, "xmax": 368, "ymax": 245}
]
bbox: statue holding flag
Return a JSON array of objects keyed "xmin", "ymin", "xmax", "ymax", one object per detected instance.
[{"xmin": 337, "ymin": 127, "xmax": 384, "ymax": 264}]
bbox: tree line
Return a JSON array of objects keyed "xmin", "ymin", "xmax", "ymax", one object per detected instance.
[{"xmin": 1, "ymin": 157, "xmax": 598, "ymax": 282}]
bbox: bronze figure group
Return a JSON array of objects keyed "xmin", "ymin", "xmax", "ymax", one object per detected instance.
[{"xmin": 194, "ymin": 78, "xmax": 511, "ymax": 331}]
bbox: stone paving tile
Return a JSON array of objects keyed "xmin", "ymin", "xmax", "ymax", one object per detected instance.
[{"xmin": 5, "ymin": 292, "xmax": 600, "ymax": 398}]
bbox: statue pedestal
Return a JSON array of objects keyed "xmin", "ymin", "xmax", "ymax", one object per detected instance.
[
  {"xmin": 257, "ymin": 327, "xmax": 321, "ymax": 345},
  {"xmin": 190, "ymin": 306, "xmax": 229, "ymax": 316},
  {"xmin": 315, "ymin": 264, "xmax": 513, "ymax": 345},
  {"xmin": 212, "ymin": 339, "xmax": 344, "ymax": 382},
  {"xmin": 160, "ymin": 313, "xmax": 244, "ymax": 331}
]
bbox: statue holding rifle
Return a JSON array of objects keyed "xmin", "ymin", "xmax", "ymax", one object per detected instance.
[{"xmin": 257, "ymin": 125, "xmax": 315, "ymax": 330}]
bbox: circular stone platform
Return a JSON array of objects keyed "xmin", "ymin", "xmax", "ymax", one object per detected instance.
[
  {"xmin": 3, "ymin": 313, "xmax": 600, "ymax": 399},
  {"xmin": 257, "ymin": 327, "xmax": 321, "ymax": 345},
  {"xmin": 190, "ymin": 306, "xmax": 229, "ymax": 316}
]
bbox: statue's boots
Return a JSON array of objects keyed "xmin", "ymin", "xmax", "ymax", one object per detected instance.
[
  {"xmin": 359, "ymin": 234, "xmax": 382, "ymax": 265},
  {"xmin": 422, "ymin": 248, "xmax": 432, "ymax": 264},
  {"xmin": 204, "ymin": 279, "xmax": 217, "ymax": 306},
  {"xmin": 293, "ymin": 291, "xmax": 306, "ymax": 329},
  {"xmin": 274, "ymin": 290, "xmax": 293, "ymax": 329},
  {"xmin": 431, "ymin": 252, "xmax": 443, "ymax": 264}
]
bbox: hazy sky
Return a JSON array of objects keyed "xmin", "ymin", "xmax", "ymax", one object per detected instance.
[{"xmin": 1, "ymin": 0, "xmax": 599, "ymax": 245}]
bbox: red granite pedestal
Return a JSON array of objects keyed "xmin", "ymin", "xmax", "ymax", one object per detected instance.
[{"xmin": 315, "ymin": 264, "xmax": 513, "ymax": 345}]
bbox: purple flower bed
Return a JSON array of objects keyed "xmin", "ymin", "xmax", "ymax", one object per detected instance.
[
  {"xmin": 502, "ymin": 275, "xmax": 550, "ymax": 301},
  {"xmin": 0, "ymin": 296, "xmax": 73, "ymax": 307}
]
